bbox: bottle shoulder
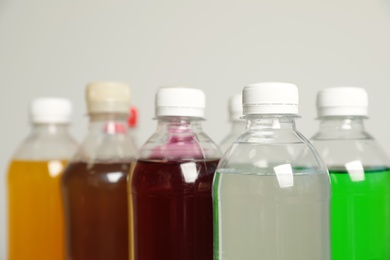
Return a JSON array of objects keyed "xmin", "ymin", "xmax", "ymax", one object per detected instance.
[
  {"xmin": 312, "ymin": 130, "xmax": 374, "ymax": 141},
  {"xmin": 12, "ymin": 133, "xmax": 78, "ymax": 161},
  {"xmin": 218, "ymin": 129, "xmax": 327, "ymax": 173},
  {"xmin": 311, "ymin": 138, "xmax": 390, "ymax": 168},
  {"xmin": 138, "ymin": 130, "xmax": 221, "ymax": 160},
  {"xmin": 219, "ymin": 133, "xmax": 240, "ymax": 155},
  {"xmin": 72, "ymin": 132, "xmax": 138, "ymax": 162}
]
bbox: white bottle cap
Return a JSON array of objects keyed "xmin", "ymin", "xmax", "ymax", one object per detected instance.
[
  {"xmin": 243, "ymin": 82, "xmax": 299, "ymax": 115},
  {"xmin": 86, "ymin": 82, "xmax": 131, "ymax": 114},
  {"xmin": 155, "ymin": 87, "xmax": 205, "ymax": 118},
  {"xmin": 317, "ymin": 87, "xmax": 368, "ymax": 117},
  {"xmin": 30, "ymin": 97, "xmax": 72, "ymax": 124},
  {"xmin": 228, "ymin": 94, "xmax": 243, "ymax": 121}
]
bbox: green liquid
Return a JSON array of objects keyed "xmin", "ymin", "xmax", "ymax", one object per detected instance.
[{"xmin": 330, "ymin": 167, "xmax": 390, "ymax": 260}]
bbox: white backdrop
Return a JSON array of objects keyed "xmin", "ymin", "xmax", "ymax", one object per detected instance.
[{"xmin": 1, "ymin": 0, "xmax": 390, "ymax": 258}]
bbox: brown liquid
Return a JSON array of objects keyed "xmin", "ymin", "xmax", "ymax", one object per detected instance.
[{"xmin": 62, "ymin": 161, "xmax": 132, "ymax": 260}]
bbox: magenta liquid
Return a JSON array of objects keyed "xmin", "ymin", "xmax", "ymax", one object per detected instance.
[{"xmin": 129, "ymin": 159, "xmax": 219, "ymax": 260}]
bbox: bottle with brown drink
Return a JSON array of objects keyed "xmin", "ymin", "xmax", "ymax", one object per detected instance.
[{"xmin": 62, "ymin": 82, "xmax": 137, "ymax": 260}]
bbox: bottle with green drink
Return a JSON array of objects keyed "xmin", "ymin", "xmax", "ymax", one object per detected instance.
[{"xmin": 312, "ymin": 87, "xmax": 390, "ymax": 260}]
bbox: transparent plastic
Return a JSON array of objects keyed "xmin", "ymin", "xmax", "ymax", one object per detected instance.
[
  {"xmin": 214, "ymin": 115, "xmax": 330, "ymax": 260},
  {"xmin": 7, "ymin": 123, "xmax": 78, "ymax": 260},
  {"xmin": 61, "ymin": 114, "xmax": 137, "ymax": 260},
  {"xmin": 129, "ymin": 117, "xmax": 221, "ymax": 260},
  {"xmin": 219, "ymin": 120, "xmax": 246, "ymax": 153},
  {"xmin": 311, "ymin": 116, "xmax": 390, "ymax": 260}
]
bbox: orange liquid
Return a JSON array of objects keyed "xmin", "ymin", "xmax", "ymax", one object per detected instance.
[{"xmin": 7, "ymin": 160, "xmax": 67, "ymax": 260}]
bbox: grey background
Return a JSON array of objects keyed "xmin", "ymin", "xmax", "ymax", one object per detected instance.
[{"xmin": 1, "ymin": 0, "xmax": 390, "ymax": 258}]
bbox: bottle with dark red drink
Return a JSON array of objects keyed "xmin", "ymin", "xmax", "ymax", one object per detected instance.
[
  {"xmin": 129, "ymin": 86, "xmax": 221, "ymax": 260},
  {"xmin": 62, "ymin": 82, "xmax": 137, "ymax": 260}
]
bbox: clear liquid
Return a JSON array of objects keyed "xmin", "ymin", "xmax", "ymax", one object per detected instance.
[{"xmin": 213, "ymin": 170, "xmax": 330, "ymax": 260}]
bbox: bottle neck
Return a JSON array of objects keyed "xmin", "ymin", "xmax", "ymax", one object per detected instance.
[
  {"xmin": 31, "ymin": 123, "xmax": 70, "ymax": 136},
  {"xmin": 319, "ymin": 116, "xmax": 365, "ymax": 132},
  {"xmin": 230, "ymin": 120, "xmax": 246, "ymax": 133},
  {"xmin": 316, "ymin": 116, "xmax": 371, "ymax": 140},
  {"xmin": 138, "ymin": 116, "xmax": 221, "ymax": 160},
  {"xmin": 156, "ymin": 116, "xmax": 203, "ymax": 133},
  {"xmin": 246, "ymin": 115, "xmax": 297, "ymax": 130},
  {"xmin": 89, "ymin": 113, "xmax": 129, "ymax": 135}
]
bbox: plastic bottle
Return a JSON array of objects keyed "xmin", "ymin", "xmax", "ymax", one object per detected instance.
[
  {"xmin": 129, "ymin": 87, "xmax": 221, "ymax": 260},
  {"xmin": 7, "ymin": 98, "xmax": 78, "ymax": 260},
  {"xmin": 214, "ymin": 82, "xmax": 330, "ymax": 260},
  {"xmin": 219, "ymin": 94, "xmax": 245, "ymax": 153},
  {"xmin": 61, "ymin": 82, "xmax": 137, "ymax": 260},
  {"xmin": 311, "ymin": 87, "xmax": 390, "ymax": 260}
]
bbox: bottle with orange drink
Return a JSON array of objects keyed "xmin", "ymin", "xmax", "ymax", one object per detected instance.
[{"xmin": 7, "ymin": 97, "xmax": 78, "ymax": 260}]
